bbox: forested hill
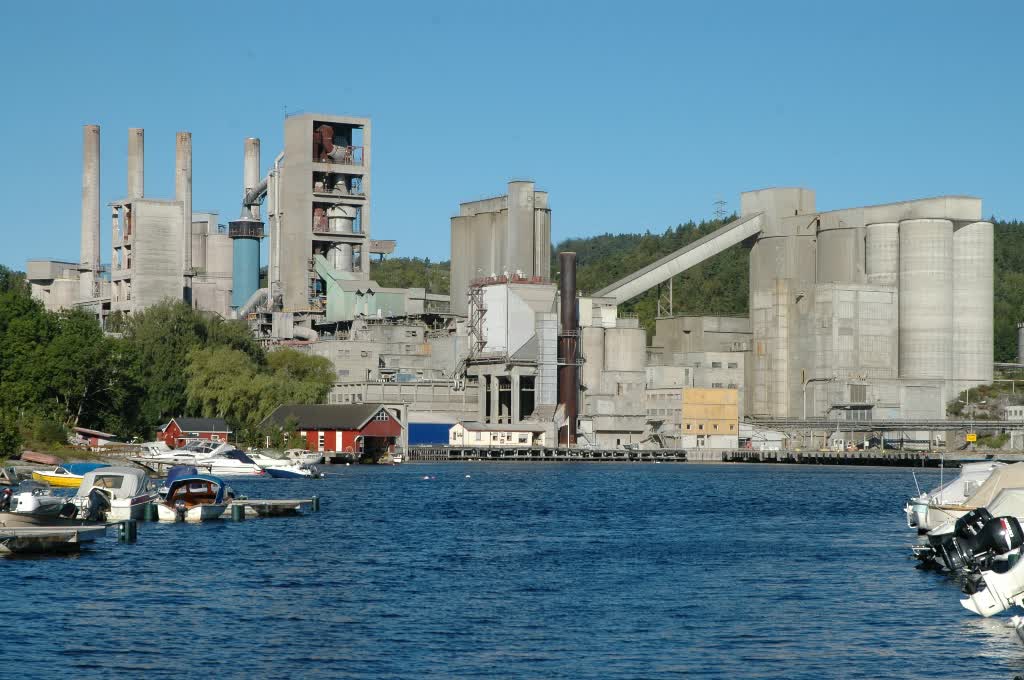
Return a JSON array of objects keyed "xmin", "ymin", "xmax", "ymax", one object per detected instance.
[{"xmin": 373, "ymin": 218, "xmax": 1024, "ymax": 361}]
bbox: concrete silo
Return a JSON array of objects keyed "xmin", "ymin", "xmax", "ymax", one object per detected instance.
[
  {"xmin": 865, "ymin": 222, "xmax": 899, "ymax": 286},
  {"xmin": 952, "ymin": 221, "xmax": 994, "ymax": 391},
  {"xmin": 581, "ymin": 326, "xmax": 605, "ymax": 393},
  {"xmin": 898, "ymin": 219, "xmax": 954, "ymax": 380}
]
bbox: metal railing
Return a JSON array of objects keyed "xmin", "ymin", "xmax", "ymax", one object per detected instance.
[
  {"xmin": 315, "ymin": 145, "xmax": 363, "ymax": 166},
  {"xmin": 229, "ymin": 222, "xmax": 264, "ymax": 238}
]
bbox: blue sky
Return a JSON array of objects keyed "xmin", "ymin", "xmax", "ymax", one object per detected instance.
[{"xmin": 1, "ymin": 1, "xmax": 1020, "ymax": 270}]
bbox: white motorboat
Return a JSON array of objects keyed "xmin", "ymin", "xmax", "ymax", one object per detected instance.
[
  {"xmin": 156, "ymin": 474, "xmax": 228, "ymax": 522},
  {"xmin": 0, "ymin": 482, "xmax": 107, "ymax": 528},
  {"xmin": 71, "ymin": 466, "xmax": 156, "ymax": 521},
  {"xmin": 246, "ymin": 452, "xmax": 322, "ymax": 479},
  {"xmin": 201, "ymin": 449, "xmax": 265, "ymax": 477},
  {"xmin": 283, "ymin": 449, "xmax": 323, "ymax": 465},
  {"xmin": 907, "ymin": 461, "xmax": 1008, "ymax": 532}
]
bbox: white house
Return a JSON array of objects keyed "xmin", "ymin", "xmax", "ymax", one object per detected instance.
[{"xmin": 449, "ymin": 421, "xmax": 548, "ymax": 448}]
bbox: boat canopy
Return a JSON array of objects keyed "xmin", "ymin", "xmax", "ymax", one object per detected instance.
[
  {"xmin": 987, "ymin": 488, "xmax": 1024, "ymax": 517},
  {"xmin": 165, "ymin": 475, "xmax": 225, "ymax": 504},
  {"xmin": 74, "ymin": 466, "xmax": 150, "ymax": 499},
  {"xmin": 166, "ymin": 465, "xmax": 199, "ymax": 487},
  {"xmin": 964, "ymin": 463, "xmax": 1024, "ymax": 508},
  {"xmin": 60, "ymin": 462, "xmax": 110, "ymax": 476},
  {"xmin": 221, "ymin": 450, "xmax": 255, "ymax": 464}
]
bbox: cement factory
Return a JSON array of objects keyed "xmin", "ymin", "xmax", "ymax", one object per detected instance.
[{"xmin": 26, "ymin": 114, "xmax": 1003, "ymax": 453}]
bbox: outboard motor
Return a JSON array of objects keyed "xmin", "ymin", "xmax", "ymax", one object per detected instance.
[
  {"xmin": 942, "ymin": 516, "xmax": 1024, "ymax": 575},
  {"xmin": 0, "ymin": 487, "xmax": 11, "ymax": 511},
  {"xmin": 82, "ymin": 489, "xmax": 110, "ymax": 521},
  {"xmin": 927, "ymin": 508, "xmax": 995, "ymax": 569},
  {"xmin": 174, "ymin": 500, "xmax": 187, "ymax": 522}
]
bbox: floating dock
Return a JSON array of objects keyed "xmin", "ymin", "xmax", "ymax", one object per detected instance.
[
  {"xmin": 0, "ymin": 525, "xmax": 108, "ymax": 555},
  {"xmin": 227, "ymin": 498, "xmax": 315, "ymax": 518}
]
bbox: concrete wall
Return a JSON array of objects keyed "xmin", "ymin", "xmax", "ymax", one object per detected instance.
[{"xmin": 130, "ymin": 199, "xmax": 185, "ymax": 311}]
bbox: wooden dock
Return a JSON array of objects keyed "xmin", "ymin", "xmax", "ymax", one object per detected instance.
[{"xmin": 409, "ymin": 447, "xmax": 686, "ymax": 463}]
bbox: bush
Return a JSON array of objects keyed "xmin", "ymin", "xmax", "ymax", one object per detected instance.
[{"xmin": 0, "ymin": 414, "xmax": 22, "ymax": 456}]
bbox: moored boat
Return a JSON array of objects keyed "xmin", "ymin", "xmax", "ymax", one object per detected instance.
[
  {"xmin": 32, "ymin": 462, "xmax": 110, "ymax": 488},
  {"xmin": 71, "ymin": 466, "xmax": 156, "ymax": 521},
  {"xmin": 156, "ymin": 474, "xmax": 228, "ymax": 522}
]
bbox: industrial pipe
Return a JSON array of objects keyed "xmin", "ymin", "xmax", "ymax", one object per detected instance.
[
  {"xmin": 292, "ymin": 326, "xmax": 318, "ymax": 341},
  {"xmin": 128, "ymin": 128, "xmax": 144, "ymax": 200},
  {"xmin": 235, "ymin": 287, "xmax": 268, "ymax": 318},
  {"xmin": 558, "ymin": 252, "xmax": 579, "ymax": 446},
  {"xmin": 176, "ymin": 132, "xmax": 193, "ymax": 305}
]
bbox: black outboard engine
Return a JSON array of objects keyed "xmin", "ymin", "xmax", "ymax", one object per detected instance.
[
  {"xmin": 83, "ymin": 488, "xmax": 110, "ymax": 521},
  {"xmin": 0, "ymin": 487, "xmax": 11, "ymax": 511},
  {"xmin": 942, "ymin": 516, "xmax": 1024, "ymax": 575},
  {"xmin": 928, "ymin": 508, "xmax": 995, "ymax": 568}
]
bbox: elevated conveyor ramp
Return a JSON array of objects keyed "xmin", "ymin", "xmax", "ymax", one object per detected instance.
[{"xmin": 593, "ymin": 213, "xmax": 763, "ymax": 304}]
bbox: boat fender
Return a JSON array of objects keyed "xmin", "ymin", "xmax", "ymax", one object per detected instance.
[{"xmin": 0, "ymin": 488, "xmax": 10, "ymax": 511}]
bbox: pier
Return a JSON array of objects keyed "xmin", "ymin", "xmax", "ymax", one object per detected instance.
[{"xmin": 409, "ymin": 446, "xmax": 1024, "ymax": 467}]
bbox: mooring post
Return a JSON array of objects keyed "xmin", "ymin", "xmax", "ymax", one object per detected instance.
[
  {"xmin": 143, "ymin": 502, "xmax": 158, "ymax": 522},
  {"xmin": 118, "ymin": 519, "xmax": 138, "ymax": 543},
  {"xmin": 311, "ymin": 495, "xmax": 320, "ymax": 512},
  {"xmin": 231, "ymin": 503, "xmax": 245, "ymax": 521}
]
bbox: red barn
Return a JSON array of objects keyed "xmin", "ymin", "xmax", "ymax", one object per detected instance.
[
  {"xmin": 260, "ymin": 404, "xmax": 402, "ymax": 462},
  {"xmin": 158, "ymin": 417, "xmax": 232, "ymax": 448}
]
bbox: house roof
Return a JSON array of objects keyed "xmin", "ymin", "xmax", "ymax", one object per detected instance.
[
  {"xmin": 260, "ymin": 404, "xmax": 398, "ymax": 431},
  {"xmin": 72, "ymin": 426, "xmax": 117, "ymax": 438},
  {"xmin": 166, "ymin": 417, "xmax": 232, "ymax": 433},
  {"xmin": 457, "ymin": 421, "xmax": 546, "ymax": 433}
]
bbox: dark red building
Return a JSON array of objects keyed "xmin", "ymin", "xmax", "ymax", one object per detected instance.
[
  {"xmin": 159, "ymin": 417, "xmax": 232, "ymax": 448},
  {"xmin": 260, "ymin": 403, "xmax": 402, "ymax": 461}
]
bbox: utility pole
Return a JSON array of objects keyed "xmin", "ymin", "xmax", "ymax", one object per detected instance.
[{"xmin": 713, "ymin": 197, "xmax": 727, "ymax": 221}]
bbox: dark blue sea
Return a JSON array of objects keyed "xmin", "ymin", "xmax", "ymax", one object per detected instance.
[{"xmin": 7, "ymin": 463, "xmax": 1023, "ymax": 679}]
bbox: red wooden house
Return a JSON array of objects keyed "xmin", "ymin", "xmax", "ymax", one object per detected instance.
[
  {"xmin": 260, "ymin": 403, "xmax": 402, "ymax": 461},
  {"xmin": 158, "ymin": 417, "xmax": 232, "ymax": 448}
]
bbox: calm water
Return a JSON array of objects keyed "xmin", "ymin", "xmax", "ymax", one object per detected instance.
[{"xmin": 7, "ymin": 463, "xmax": 1024, "ymax": 679}]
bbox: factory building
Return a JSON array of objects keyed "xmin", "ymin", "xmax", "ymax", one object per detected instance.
[
  {"xmin": 593, "ymin": 188, "xmax": 994, "ymax": 425},
  {"xmin": 449, "ymin": 181, "xmax": 552, "ymax": 317},
  {"xmin": 28, "ymin": 125, "xmax": 235, "ymax": 320}
]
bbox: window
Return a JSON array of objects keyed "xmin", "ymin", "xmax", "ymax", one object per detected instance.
[
  {"xmin": 712, "ymin": 382, "xmax": 723, "ymax": 388},
  {"xmin": 518, "ymin": 434, "xmax": 528, "ymax": 444},
  {"xmin": 711, "ymin": 362, "xmax": 722, "ymax": 368},
  {"xmin": 474, "ymin": 432, "xmax": 482, "ymax": 442},
  {"xmin": 374, "ymin": 410, "xmax": 390, "ymax": 421},
  {"xmin": 211, "ymin": 434, "xmax": 220, "ymax": 441},
  {"xmin": 698, "ymin": 424, "xmax": 704, "ymax": 431},
  {"xmin": 729, "ymin": 424, "xmax": 735, "ymax": 431},
  {"xmin": 713, "ymin": 424, "xmax": 719, "ymax": 431},
  {"xmin": 317, "ymin": 432, "xmax": 325, "ymax": 451},
  {"xmin": 728, "ymin": 383, "xmax": 737, "ymax": 389},
  {"xmin": 727, "ymin": 362, "xmax": 738, "ymax": 369},
  {"xmin": 685, "ymin": 423, "xmax": 691, "ymax": 430}
]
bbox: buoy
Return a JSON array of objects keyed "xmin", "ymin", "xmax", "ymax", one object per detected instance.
[{"xmin": 465, "ymin": 474, "xmax": 471, "ymax": 479}]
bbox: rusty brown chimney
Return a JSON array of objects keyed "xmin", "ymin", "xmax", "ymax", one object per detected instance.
[{"xmin": 558, "ymin": 251, "xmax": 578, "ymax": 446}]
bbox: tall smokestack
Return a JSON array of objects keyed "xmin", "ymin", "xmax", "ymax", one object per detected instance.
[
  {"xmin": 79, "ymin": 124, "xmax": 100, "ymax": 300},
  {"xmin": 175, "ymin": 131, "xmax": 193, "ymax": 302},
  {"xmin": 127, "ymin": 128, "xmax": 144, "ymax": 199},
  {"xmin": 244, "ymin": 137, "xmax": 260, "ymax": 220},
  {"xmin": 558, "ymin": 251, "xmax": 579, "ymax": 446}
]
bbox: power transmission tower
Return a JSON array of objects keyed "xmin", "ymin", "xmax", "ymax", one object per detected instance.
[{"xmin": 713, "ymin": 197, "xmax": 727, "ymax": 221}]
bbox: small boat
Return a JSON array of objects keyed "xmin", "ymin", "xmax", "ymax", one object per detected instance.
[
  {"xmin": 157, "ymin": 474, "xmax": 228, "ymax": 522},
  {"xmin": 0, "ymin": 481, "xmax": 108, "ymax": 528},
  {"xmin": 31, "ymin": 462, "xmax": 110, "ymax": 488},
  {"xmin": 70, "ymin": 466, "xmax": 156, "ymax": 521},
  {"xmin": 20, "ymin": 451, "xmax": 60, "ymax": 466},
  {"xmin": 906, "ymin": 461, "xmax": 1006, "ymax": 532},
  {"xmin": 917, "ymin": 463, "xmax": 1024, "ymax": 532},
  {"xmin": 246, "ymin": 452, "xmax": 322, "ymax": 479},
  {"xmin": 283, "ymin": 449, "xmax": 323, "ymax": 465},
  {"xmin": 202, "ymin": 449, "xmax": 265, "ymax": 477}
]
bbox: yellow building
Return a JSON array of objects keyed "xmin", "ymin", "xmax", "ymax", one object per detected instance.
[{"xmin": 682, "ymin": 388, "xmax": 739, "ymax": 448}]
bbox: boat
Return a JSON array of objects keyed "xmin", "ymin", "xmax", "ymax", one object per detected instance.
[
  {"xmin": 246, "ymin": 452, "xmax": 323, "ymax": 479},
  {"xmin": 156, "ymin": 474, "xmax": 228, "ymax": 522},
  {"xmin": 907, "ymin": 461, "xmax": 1008, "ymax": 532},
  {"xmin": 31, "ymin": 462, "xmax": 110, "ymax": 488},
  {"xmin": 283, "ymin": 449, "xmax": 323, "ymax": 465},
  {"xmin": 70, "ymin": 466, "xmax": 156, "ymax": 521},
  {"xmin": 201, "ymin": 449, "xmax": 265, "ymax": 477},
  {"xmin": 0, "ymin": 481, "xmax": 109, "ymax": 528},
  {"xmin": 0, "ymin": 525, "xmax": 108, "ymax": 555}
]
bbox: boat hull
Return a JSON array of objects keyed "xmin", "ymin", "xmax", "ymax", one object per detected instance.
[
  {"xmin": 31, "ymin": 471, "xmax": 84, "ymax": 488},
  {"xmin": 156, "ymin": 502, "xmax": 227, "ymax": 522},
  {"xmin": 0, "ymin": 512, "xmax": 104, "ymax": 529},
  {"xmin": 106, "ymin": 497, "xmax": 155, "ymax": 521},
  {"xmin": 263, "ymin": 466, "xmax": 316, "ymax": 479}
]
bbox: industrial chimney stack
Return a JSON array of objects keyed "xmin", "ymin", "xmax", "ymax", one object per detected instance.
[
  {"xmin": 558, "ymin": 251, "xmax": 579, "ymax": 446},
  {"xmin": 79, "ymin": 124, "xmax": 100, "ymax": 300},
  {"xmin": 175, "ymin": 131, "xmax": 193, "ymax": 303},
  {"xmin": 127, "ymin": 128, "xmax": 144, "ymax": 199}
]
